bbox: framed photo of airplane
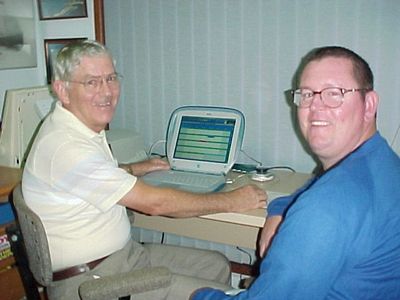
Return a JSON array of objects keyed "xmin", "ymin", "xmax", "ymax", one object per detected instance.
[{"xmin": 37, "ymin": 0, "xmax": 88, "ymax": 20}]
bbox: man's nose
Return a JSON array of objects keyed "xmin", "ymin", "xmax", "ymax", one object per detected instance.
[
  {"xmin": 99, "ymin": 78, "xmax": 113, "ymax": 94},
  {"xmin": 309, "ymin": 92, "xmax": 325, "ymax": 109}
]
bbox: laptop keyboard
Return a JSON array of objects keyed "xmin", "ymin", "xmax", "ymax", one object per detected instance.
[
  {"xmin": 142, "ymin": 170, "xmax": 225, "ymax": 193},
  {"xmin": 167, "ymin": 172, "xmax": 222, "ymax": 187}
]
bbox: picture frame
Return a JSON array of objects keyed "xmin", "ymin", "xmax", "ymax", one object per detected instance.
[
  {"xmin": 0, "ymin": 0, "xmax": 37, "ymax": 70},
  {"xmin": 44, "ymin": 38, "xmax": 86, "ymax": 83},
  {"xmin": 37, "ymin": 0, "xmax": 88, "ymax": 20}
]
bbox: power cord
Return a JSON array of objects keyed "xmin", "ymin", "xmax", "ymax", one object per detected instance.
[
  {"xmin": 236, "ymin": 246, "xmax": 253, "ymax": 265},
  {"xmin": 262, "ymin": 165, "xmax": 296, "ymax": 173},
  {"xmin": 391, "ymin": 122, "xmax": 400, "ymax": 148},
  {"xmin": 148, "ymin": 139, "xmax": 166, "ymax": 157},
  {"xmin": 239, "ymin": 150, "xmax": 296, "ymax": 172},
  {"xmin": 160, "ymin": 232, "xmax": 165, "ymax": 244},
  {"xmin": 240, "ymin": 149, "xmax": 262, "ymax": 166}
]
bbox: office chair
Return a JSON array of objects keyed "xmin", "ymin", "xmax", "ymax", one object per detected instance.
[{"xmin": 8, "ymin": 184, "xmax": 172, "ymax": 300}]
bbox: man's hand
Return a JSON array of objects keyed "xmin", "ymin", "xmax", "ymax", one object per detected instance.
[
  {"xmin": 258, "ymin": 215, "xmax": 282, "ymax": 257},
  {"xmin": 129, "ymin": 158, "xmax": 170, "ymax": 176},
  {"xmin": 225, "ymin": 185, "xmax": 267, "ymax": 211}
]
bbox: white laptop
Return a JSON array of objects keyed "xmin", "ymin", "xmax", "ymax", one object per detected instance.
[{"xmin": 141, "ymin": 106, "xmax": 245, "ymax": 193}]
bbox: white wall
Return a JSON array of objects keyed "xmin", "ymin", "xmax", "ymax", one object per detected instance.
[
  {"xmin": 0, "ymin": 0, "xmax": 96, "ymax": 117},
  {"xmin": 104, "ymin": 0, "xmax": 400, "ymax": 173}
]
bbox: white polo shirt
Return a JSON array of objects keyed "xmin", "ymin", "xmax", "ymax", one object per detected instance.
[{"xmin": 22, "ymin": 102, "xmax": 136, "ymax": 271}]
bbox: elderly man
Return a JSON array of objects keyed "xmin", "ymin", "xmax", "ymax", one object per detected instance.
[{"xmin": 22, "ymin": 40, "xmax": 267, "ymax": 300}]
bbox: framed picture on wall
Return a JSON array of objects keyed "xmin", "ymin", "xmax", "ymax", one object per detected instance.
[
  {"xmin": 0, "ymin": 0, "xmax": 37, "ymax": 70},
  {"xmin": 37, "ymin": 0, "xmax": 88, "ymax": 20},
  {"xmin": 44, "ymin": 38, "xmax": 86, "ymax": 83}
]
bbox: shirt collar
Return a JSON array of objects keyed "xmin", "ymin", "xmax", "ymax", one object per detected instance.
[{"xmin": 323, "ymin": 131, "xmax": 381, "ymax": 174}]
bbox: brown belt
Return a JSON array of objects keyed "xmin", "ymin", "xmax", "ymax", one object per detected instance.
[{"xmin": 53, "ymin": 255, "xmax": 109, "ymax": 281}]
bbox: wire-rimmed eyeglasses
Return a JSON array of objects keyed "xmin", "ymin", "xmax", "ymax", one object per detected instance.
[
  {"xmin": 67, "ymin": 73, "xmax": 122, "ymax": 92},
  {"xmin": 292, "ymin": 87, "xmax": 370, "ymax": 108}
]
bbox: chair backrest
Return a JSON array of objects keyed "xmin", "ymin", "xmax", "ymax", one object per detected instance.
[{"xmin": 12, "ymin": 184, "xmax": 54, "ymax": 286}]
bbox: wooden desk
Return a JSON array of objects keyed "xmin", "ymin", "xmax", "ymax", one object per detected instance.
[
  {"xmin": 0, "ymin": 166, "xmax": 21, "ymax": 202},
  {"xmin": 133, "ymin": 170, "xmax": 311, "ymax": 249}
]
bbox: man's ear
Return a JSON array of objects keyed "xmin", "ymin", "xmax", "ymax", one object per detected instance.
[
  {"xmin": 52, "ymin": 80, "xmax": 70, "ymax": 105},
  {"xmin": 364, "ymin": 90, "xmax": 379, "ymax": 122}
]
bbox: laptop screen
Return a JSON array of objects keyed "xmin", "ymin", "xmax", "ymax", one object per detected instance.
[
  {"xmin": 173, "ymin": 116, "xmax": 236, "ymax": 163},
  {"xmin": 166, "ymin": 106, "xmax": 244, "ymax": 175}
]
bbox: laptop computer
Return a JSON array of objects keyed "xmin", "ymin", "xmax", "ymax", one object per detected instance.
[{"xmin": 141, "ymin": 106, "xmax": 245, "ymax": 193}]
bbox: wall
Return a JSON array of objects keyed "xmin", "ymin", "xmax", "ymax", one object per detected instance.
[
  {"xmin": 0, "ymin": 0, "xmax": 96, "ymax": 118},
  {"xmin": 104, "ymin": 0, "xmax": 400, "ymax": 173}
]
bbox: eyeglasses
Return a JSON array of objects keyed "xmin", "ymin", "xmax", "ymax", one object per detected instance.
[
  {"xmin": 67, "ymin": 73, "xmax": 122, "ymax": 92},
  {"xmin": 292, "ymin": 87, "xmax": 370, "ymax": 108}
]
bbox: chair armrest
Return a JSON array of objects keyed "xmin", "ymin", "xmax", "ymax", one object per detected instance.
[{"xmin": 79, "ymin": 266, "xmax": 172, "ymax": 300}]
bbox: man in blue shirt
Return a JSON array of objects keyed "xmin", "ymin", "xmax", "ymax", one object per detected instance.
[{"xmin": 191, "ymin": 46, "xmax": 400, "ymax": 299}]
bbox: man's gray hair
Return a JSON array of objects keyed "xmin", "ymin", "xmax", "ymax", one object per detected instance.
[{"xmin": 52, "ymin": 40, "xmax": 115, "ymax": 82}]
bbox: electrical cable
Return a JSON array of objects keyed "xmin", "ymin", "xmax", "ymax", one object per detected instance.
[
  {"xmin": 236, "ymin": 246, "xmax": 253, "ymax": 265},
  {"xmin": 391, "ymin": 122, "xmax": 400, "ymax": 148},
  {"xmin": 240, "ymin": 150, "xmax": 296, "ymax": 172},
  {"xmin": 264, "ymin": 165, "xmax": 296, "ymax": 172},
  {"xmin": 240, "ymin": 149, "xmax": 262, "ymax": 166},
  {"xmin": 148, "ymin": 139, "xmax": 166, "ymax": 157},
  {"xmin": 160, "ymin": 232, "xmax": 165, "ymax": 244}
]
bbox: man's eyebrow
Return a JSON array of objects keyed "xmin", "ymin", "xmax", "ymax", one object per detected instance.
[{"xmin": 83, "ymin": 72, "xmax": 117, "ymax": 78}]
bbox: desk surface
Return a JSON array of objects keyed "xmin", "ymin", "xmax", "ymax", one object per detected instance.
[
  {"xmin": 133, "ymin": 170, "xmax": 311, "ymax": 249},
  {"xmin": 0, "ymin": 165, "xmax": 310, "ymax": 249},
  {"xmin": 201, "ymin": 170, "xmax": 310, "ymax": 227},
  {"xmin": 0, "ymin": 166, "xmax": 21, "ymax": 200}
]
